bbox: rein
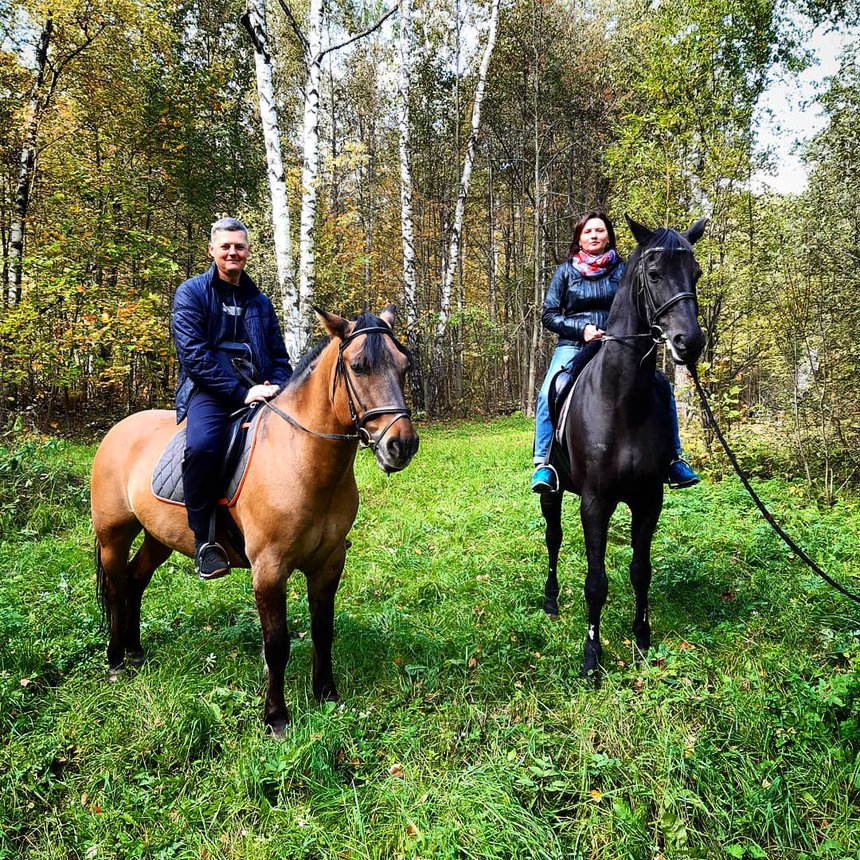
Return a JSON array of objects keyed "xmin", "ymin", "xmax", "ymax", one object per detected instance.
[
  {"xmin": 691, "ymin": 368, "xmax": 860, "ymax": 606},
  {"xmin": 240, "ymin": 326, "xmax": 412, "ymax": 451}
]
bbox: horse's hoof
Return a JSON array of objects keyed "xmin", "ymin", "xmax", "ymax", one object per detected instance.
[
  {"xmin": 580, "ymin": 666, "xmax": 602, "ymax": 687},
  {"xmin": 106, "ymin": 665, "xmax": 124, "ymax": 683},
  {"xmin": 545, "ymin": 611, "xmax": 559, "ymax": 621},
  {"xmin": 314, "ymin": 684, "xmax": 339, "ymax": 704},
  {"xmin": 266, "ymin": 719, "xmax": 289, "ymax": 739},
  {"xmin": 125, "ymin": 650, "xmax": 145, "ymax": 669},
  {"xmin": 632, "ymin": 643, "xmax": 649, "ymax": 665}
]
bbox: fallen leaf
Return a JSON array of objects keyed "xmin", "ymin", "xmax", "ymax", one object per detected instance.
[
  {"xmin": 406, "ymin": 822, "xmax": 418, "ymax": 836},
  {"xmin": 720, "ymin": 591, "xmax": 736, "ymax": 602},
  {"xmin": 468, "ymin": 657, "xmax": 477, "ymax": 669},
  {"xmin": 678, "ymin": 640, "xmax": 695, "ymax": 651},
  {"xmin": 389, "ymin": 763, "xmax": 404, "ymax": 778},
  {"xmin": 20, "ymin": 678, "xmax": 30, "ymax": 687}
]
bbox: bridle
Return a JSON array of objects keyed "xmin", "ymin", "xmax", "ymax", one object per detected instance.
[
  {"xmin": 260, "ymin": 325, "xmax": 412, "ymax": 452},
  {"xmin": 602, "ymin": 244, "xmax": 699, "ymax": 353}
]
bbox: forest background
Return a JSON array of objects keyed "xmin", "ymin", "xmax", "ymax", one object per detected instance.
[{"xmin": 1, "ymin": 0, "xmax": 859, "ymax": 498}]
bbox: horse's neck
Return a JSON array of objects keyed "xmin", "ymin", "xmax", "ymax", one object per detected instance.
[
  {"xmin": 269, "ymin": 344, "xmax": 358, "ymax": 463},
  {"xmin": 599, "ymin": 257, "xmax": 656, "ymax": 401}
]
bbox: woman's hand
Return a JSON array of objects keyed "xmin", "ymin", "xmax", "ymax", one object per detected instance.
[{"xmin": 583, "ymin": 324, "xmax": 605, "ymax": 343}]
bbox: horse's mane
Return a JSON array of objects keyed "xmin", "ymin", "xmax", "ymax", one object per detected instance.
[{"xmin": 286, "ymin": 312, "xmax": 390, "ymax": 389}]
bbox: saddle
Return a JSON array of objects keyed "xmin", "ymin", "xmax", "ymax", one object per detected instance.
[{"xmin": 151, "ymin": 404, "xmax": 265, "ymax": 563}]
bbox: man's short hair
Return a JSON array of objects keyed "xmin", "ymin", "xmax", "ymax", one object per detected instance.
[{"xmin": 210, "ymin": 217, "xmax": 249, "ymax": 243}]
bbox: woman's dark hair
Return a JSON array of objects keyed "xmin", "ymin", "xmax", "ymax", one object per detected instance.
[{"xmin": 566, "ymin": 211, "xmax": 616, "ymax": 260}]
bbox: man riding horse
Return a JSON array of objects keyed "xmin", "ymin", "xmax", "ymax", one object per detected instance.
[{"xmin": 172, "ymin": 217, "xmax": 293, "ymax": 580}]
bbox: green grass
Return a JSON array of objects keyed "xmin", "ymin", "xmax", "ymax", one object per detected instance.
[{"xmin": 1, "ymin": 418, "xmax": 859, "ymax": 859}]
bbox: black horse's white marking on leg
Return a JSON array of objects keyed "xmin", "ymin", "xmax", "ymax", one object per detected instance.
[
  {"xmin": 580, "ymin": 493, "xmax": 615, "ymax": 678},
  {"xmin": 629, "ymin": 492, "xmax": 662, "ymax": 658}
]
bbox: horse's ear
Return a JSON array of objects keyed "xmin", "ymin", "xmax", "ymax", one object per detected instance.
[
  {"xmin": 683, "ymin": 218, "xmax": 708, "ymax": 245},
  {"xmin": 379, "ymin": 305, "xmax": 396, "ymax": 329},
  {"xmin": 625, "ymin": 214, "xmax": 655, "ymax": 247},
  {"xmin": 314, "ymin": 307, "xmax": 350, "ymax": 339}
]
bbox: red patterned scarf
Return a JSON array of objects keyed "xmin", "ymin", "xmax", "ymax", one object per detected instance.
[{"xmin": 571, "ymin": 248, "xmax": 618, "ymax": 278}]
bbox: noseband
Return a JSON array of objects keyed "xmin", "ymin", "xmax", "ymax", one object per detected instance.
[{"xmin": 261, "ymin": 326, "xmax": 411, "ymax": 451}]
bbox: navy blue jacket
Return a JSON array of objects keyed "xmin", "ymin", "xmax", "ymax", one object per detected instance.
[
  {"xmin": 541, "ymin": 259, "xmax": 625, "ymax": 347},
  {"xmin": 172, "ymin": 264, "xmax": 292, "ymax": 422}
]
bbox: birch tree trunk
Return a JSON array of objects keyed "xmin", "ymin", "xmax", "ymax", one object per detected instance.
[
  {"xmin": 297, "ymin": 0, "xmax": 324, "ymax": 355},
  {"xmin": 7, "ymin": 18, "xmax": 52, "ymax": 307},
  {"xmin": 242, "ymin": 0, "xmax": 300, "ymax": 358},
  {"xmin": 397, "ymin": 0, "xmax": 424, "ymax": 410},
  {"xmin": 430, "ymin": 0, "xmax": 500, "ymax": 412}
]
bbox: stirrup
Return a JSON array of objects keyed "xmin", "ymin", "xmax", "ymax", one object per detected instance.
[{"xmin": 195, "ymin": 541, "xmax": 231, "ymax": 581}]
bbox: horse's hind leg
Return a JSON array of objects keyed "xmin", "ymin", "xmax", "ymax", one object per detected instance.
[
  {"xmin": 124, "ymin": 532, "xmax": 173, "ymax": 666},
  {"xmin": 541, "ymin": 493, "xmax": 564, "ymax": 617},
  {"xmin": 580, "ymin": 493, "xmax": 616, "ymax": 679},
  {"xmin": 629, "ymin": 492, "xmax": 662, "ymax": 659},
  {"xmin": 95, "ymin": 522, "xmax": 141, "ymax": 679}
]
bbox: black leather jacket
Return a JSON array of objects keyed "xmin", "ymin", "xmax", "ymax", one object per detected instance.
[{"xmin": 541, "ymin": 259, "xmax": 625, "ymax": 347}]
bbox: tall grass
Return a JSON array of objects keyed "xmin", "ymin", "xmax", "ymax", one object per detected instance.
[{"xmin": 0, "ymin": 418, "xmax": 858, "ymax": 859}]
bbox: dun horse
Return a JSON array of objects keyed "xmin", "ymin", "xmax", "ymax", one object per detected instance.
[
  {"xmin": 541, "ymin": 216, "xmax": 706, "ymax": 677},
  {"xmin": 91, "ymin": 308, "xmax": 418, "ymax": 734}
]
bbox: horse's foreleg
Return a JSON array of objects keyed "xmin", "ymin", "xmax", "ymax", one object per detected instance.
[
  {"xmin": 253, "ymin": 560, "xmax": 291, "ymax": 735},
  {"xmin": 629, "ymin": 493, "xmax": 662, "ymax": 658},
  {"xmin": 580, "ymin": 494, "xmax": 615, "ymax": 679},
  {"xmin": 540, "ymin": 493, "xmax": 564, "ymax": 617},
  {"xmin": 124, "ymin": 532, "xmax": 173, "ymax": 666},
  {"xmin": 306, "ymin": 546, "xmax": 345, "ymax": 703}
]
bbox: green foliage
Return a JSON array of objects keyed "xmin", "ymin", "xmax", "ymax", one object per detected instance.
[{"xmin": 1, "ymin": 419, "xmax": 859, "ymax": 858}]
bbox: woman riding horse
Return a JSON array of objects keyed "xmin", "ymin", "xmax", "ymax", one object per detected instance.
[
  {"xmin": 538, "ymin": 215, "xmax": 707, "ymax": 679},
  {"xmin": 531, "ymin": 211, "xmax": 699, "ymax": 493}
]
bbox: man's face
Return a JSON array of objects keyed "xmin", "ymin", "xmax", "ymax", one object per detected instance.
[{"xmin": 208, "ymin": 229, "xmax": 249, "ymax": 281}]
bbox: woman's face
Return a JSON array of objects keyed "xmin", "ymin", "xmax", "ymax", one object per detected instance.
[{"xmin": 579, "ymin": 218, "xmax": 610, "ymax": 255}]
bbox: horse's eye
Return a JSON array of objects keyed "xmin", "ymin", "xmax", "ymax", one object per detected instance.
[
  {"xmin": 648, "ymin": 269, "xmax": 660, "ymax": 281},
  {"xmin": 350, "ymin": 363, "xmax": 367, "ymax": 375}
]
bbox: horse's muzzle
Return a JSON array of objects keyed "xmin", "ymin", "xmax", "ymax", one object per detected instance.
[
  {"xmin": 375, "ymin": 424, "xmax": 419, "ymax": 473},
  {"xmin": 669, "ymin": 328, "xmax": 705, "ymax": 367}
]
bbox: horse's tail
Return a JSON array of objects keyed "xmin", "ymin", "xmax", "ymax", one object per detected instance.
[{"xmin": 94, "ymin": 537, "xmax": 110, "ymax": 632}]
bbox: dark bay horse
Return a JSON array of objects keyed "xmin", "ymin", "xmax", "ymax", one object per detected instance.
[
  {"xmin": 91, "ymin": 307, "xmax": 418, "ymax": 734},
  {"xmin": 541, "ymin": 216, "xmax": 706, "ymax": 677}
]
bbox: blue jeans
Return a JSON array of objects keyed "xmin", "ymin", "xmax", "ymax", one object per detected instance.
[
  {"xmin": 533, "ymin": 345, "xmax": 684, "ymax": 464},
  {"xmin": 534, "ymin": 344, "xmax": 581, "ymax": 463}
]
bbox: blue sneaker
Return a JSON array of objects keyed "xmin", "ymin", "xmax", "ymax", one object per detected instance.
[
  {"xmin": 667, "ymin": 457, "xmax": 699, "ymax": 489},
  {"xmin": 531, "ymin": 465, "xmax": 559, "ymax": 494}
]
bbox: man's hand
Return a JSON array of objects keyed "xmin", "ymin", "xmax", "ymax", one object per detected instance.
[{"xmin": 245, "ymin": 383, "xmax": 280, "ymax": 403}]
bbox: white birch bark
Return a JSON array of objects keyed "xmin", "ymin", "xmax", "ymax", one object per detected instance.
[
  {"xmin": 8, "ymin": 19, "xmax": 52, "ymax": 306},
  {"xmin": 297, "ymin": 0, "xmax": 324, "ymax": 355},
  {"xmin": 242, "ymin": 0, "xmax": 300, "ymax": 358},
  {"xmin": 433, "ymin": 0, "xmax": 500, "ymax": 356},
  {"xmin": 398, "ymin": 0, "xmax": 420, "ymax": 380}
]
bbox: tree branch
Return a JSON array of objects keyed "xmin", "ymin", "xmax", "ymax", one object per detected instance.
[
  {"xmin": 319, "ymin": 5, "xmax": 395, "ymax": 58},
  {"xmin": 276, "ymin": 0, "xmax": 310, "ymax": 56}
]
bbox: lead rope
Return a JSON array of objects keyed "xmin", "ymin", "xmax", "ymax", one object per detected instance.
[{"xmin": 691, "ymin": 366, "xmax": 860, "ymax": 606}]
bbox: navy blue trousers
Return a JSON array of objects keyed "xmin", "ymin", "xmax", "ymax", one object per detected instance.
[{"xmin": 182, "ymin": 389, "xmax": 233, "ymax": 543}]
